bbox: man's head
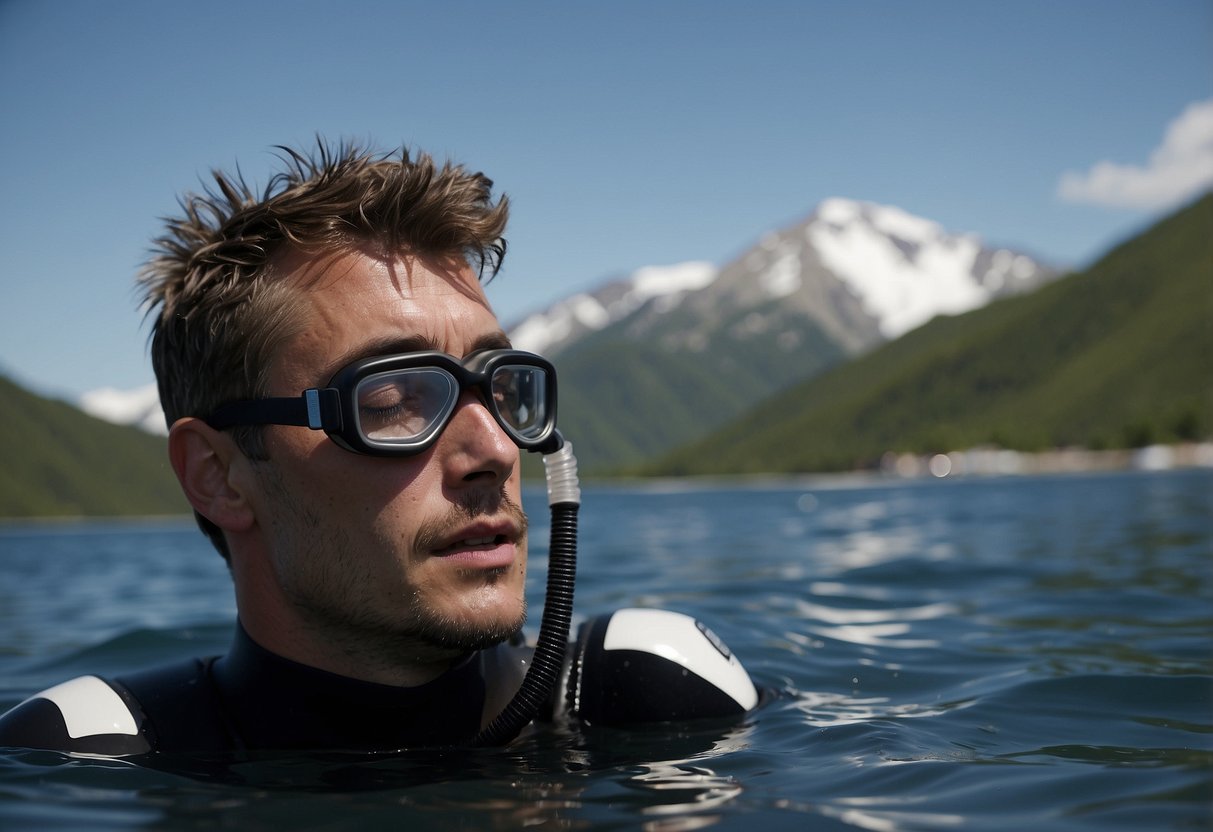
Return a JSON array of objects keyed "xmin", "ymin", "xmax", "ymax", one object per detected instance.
[
  {"xmin": 141, "ymin": 141, "xmax": 509, "ymax": 557},
  {"xmin": 140, "ymin": 141, "xmax": 531, "ymax": 682}
]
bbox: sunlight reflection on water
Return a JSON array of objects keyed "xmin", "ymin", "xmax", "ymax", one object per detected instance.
[{"xmin": 1, "ymin": 470, "xmax": 1209, "ymax": 830}]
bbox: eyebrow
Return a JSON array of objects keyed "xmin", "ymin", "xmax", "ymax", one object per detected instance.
[{"xmin": 317, "ymin": 331, "xmax": 514, "ymax": 383}]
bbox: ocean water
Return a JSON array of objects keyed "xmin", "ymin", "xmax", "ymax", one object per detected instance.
[{"xmin": 0, "ymin": 468, "xmax": 1210, "ymax": 830}]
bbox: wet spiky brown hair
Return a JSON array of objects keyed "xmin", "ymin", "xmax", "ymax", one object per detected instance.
[{"xmin": 139, "ymin": 139, "xmax": 510, "ymax": 557}]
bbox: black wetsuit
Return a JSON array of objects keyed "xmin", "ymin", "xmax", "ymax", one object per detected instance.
[
  {"xmin": 0, "ymin": 609, "xmax": 758, "ymax": 767},
  {"xmin": 0, "ymin": 623, "xmax": 524, "ymax": 757}
]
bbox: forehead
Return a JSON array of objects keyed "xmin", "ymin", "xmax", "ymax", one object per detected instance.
[{"xmin": 269, "ymin": 246, "xmax": 505, "ymax": 387}]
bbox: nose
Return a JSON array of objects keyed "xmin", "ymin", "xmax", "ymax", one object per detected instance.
[{"xmin": 439, "ymin": 389, "xmax": 518, "ymax": 486}]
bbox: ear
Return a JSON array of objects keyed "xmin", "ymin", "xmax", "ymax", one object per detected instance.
[{"xmin": 167, "ymin": 418, "xmax": 256, "ymax": 534}]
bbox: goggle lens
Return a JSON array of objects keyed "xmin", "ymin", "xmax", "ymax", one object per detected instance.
[
  {"xmin": 355, "ymin": 369, "xmax": 457, "ymax": 445},
  {"xmin": 493, "ymin": 364, "xmax": 550, "ymax": 441}
]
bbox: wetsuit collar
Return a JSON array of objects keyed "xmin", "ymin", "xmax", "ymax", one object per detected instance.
[{"xmin": 210, "ymin": 622, "xmax": 487, "ymax": 752}]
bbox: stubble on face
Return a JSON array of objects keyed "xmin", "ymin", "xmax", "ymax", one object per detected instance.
[
  {"xmin": 408, "ymin": 487, "xmax": 530, "ymax": 649},
  {"xmin": 253, "ymin": 458, "xmax": 529, "ymax": 669}
]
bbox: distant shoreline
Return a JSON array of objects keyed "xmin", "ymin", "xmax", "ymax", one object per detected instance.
[
  {"xmin": 2, "ymin": 443, "xmax": 1210, "ymax": 522},
  {"xmin": 594, "ymin": 442, "xmax": 1213, "ymax": 488},
  {"xmin": 876, "ymin": 441, "xmax": 1213, "ymax": 480}
]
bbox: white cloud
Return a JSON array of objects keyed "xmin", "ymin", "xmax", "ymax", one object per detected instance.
[{"xmin": 1058, "ymin": 98, "xmax": 1213, "ymax": 210}]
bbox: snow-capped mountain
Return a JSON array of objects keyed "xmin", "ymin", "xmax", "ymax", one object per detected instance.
[
  {"xmin": 508, "ymin": 197, "xmax": 1056, "ymax": 360},
  {"xmin": 79, "ymin": 383, "xmax": 166, "ymax": 435},
  {"xmin": 499, "ymin": 197, "xmax": 1058, "ymax": 471}
]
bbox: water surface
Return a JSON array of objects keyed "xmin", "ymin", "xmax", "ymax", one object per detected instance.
[{"xmin": 1, "ymin": 468, "xmax": 1210, "ymax": 829}]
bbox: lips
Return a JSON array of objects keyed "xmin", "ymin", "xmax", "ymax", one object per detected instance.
[
  {"xmin": 429, "ymin": 520, "xmax": 521, "ymax": 568},
  {"xmin": 433, "ymin": 533, "xmax": 508, "ymax": 555}
]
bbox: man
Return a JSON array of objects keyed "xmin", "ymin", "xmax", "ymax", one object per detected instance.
[{"xmin": 0, "ymin": 141, "xmax": 756, "ymax": 760}]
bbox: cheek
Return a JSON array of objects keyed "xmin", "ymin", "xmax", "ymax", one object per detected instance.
[
  {"xmin": 343, "ymin": 464, "xmax": 444, "ymax": 556},
  {"xmin": 272, "ymin": 429, "xmax": 430, "ymax": 508}
]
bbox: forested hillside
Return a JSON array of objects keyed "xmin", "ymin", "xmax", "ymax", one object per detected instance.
[
  {"xmin": 0, "ymin": 376, "xmax": 185, "ymax": 517},
  {"xmin": 645, "ymin": 193, "xmax": 1212, "ymax": 476}
]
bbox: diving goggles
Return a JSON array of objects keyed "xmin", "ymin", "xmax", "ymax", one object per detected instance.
[{"xmin": 205, "ymin": 349, "xmax": 558, "ymax": 456}]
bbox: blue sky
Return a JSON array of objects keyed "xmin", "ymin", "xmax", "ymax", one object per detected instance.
[{"xmin": 1, "ymin": 0, "xmax": 1210, "ymax": 401}]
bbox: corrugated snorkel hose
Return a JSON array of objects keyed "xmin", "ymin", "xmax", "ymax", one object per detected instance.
[{"xmin": 472, "ymin": 434, "xmax": 580, "ymax": 746}]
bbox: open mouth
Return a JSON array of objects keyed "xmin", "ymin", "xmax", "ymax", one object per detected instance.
[{"xmin": 433, "ymin": 534, "xmax": 510, "ymax": 556}]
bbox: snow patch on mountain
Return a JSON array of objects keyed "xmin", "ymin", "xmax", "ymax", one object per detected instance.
[
  {"xmin": 509, "ymin": 293, "xmax": 605, "ymax": 354},
  {"xmin": 80, "ymin": 383, "xmax": 167, "ymax": 435},
  {"xmin": 809, "ymin": 197, "xmax": 1013, "ymax": 338},
  {"xmin": 761, "ymin": 242, "xmax": 802, "ymax": 299},
  {"xmin": 510, "ymin": 261, "xmax": 717, "ymax": 354},
  {"xmin": 632, "ymin": 260, "xmax": 718, "ymax": 299}
]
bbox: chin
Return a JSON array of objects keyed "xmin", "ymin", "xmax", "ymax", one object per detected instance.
[
  {"xmin": 416, "ymin": 598, "xmax": 527, "ymax": 653},
  {"xmin": 461, "ymin": 587, "xmax": 527, "ymax": 633}
]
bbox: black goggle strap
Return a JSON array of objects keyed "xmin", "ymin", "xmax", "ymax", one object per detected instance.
[{"xmin": 206, "ymin": 388, "xmax": 342, "ymax": 432}]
